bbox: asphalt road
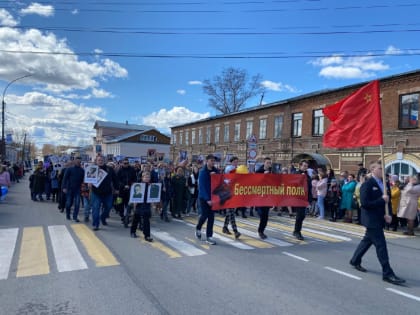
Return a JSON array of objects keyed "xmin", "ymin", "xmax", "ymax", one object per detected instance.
[{"xmin": 1, "ymin": 176, "xmax": 420, "ymax": 315}]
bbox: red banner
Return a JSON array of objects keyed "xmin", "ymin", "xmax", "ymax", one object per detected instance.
[{"xmin": 210, "ymin": 173, "xmax": 309, "ymax": 210}]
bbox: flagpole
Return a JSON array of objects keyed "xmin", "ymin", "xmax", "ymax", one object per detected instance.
[{"xmin": 379, "ymin": 145, "xmax": 390, "ymax": 216}]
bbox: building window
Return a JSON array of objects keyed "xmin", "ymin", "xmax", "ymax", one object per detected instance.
[
  {"xmin": 292, "ymin": 112, "xmax": 302, "ymax": 137},
  {"xmin": 140, "ymin": 134, "xmax": 157, "ymax": 142},
  {"xmin": 274, "ymin": 115, "xmax": 283, "ymax": 138},
  {"xmin": 246, "ymin": 121, "xmax": 253, "ymax": 139},
  {"xmin": 224, "ymin": 124, "xmax": 230, "ymax": 143},
  {"xmin": 214, "ymin": 126, "xmax": 220, "ymax": 144},
  {"xmin": 198, "ymin": 128, "xmax": 203, "ymax": 144},
  {"xmin": 191, "ymin": 129, "xmax": 196, "ymax": 145},
  {"xmin": 312, "ymin": 109, "xmax": 324, "ymax": 136},
  {"xmin": 185, "ymin": 130, "xmax": 189, "ymax": 145},
  {"xmin": 179, "ymin": 132, "xmax": 183, "ymax": 145},
  {"xmin": 386, "ymin": 160, "xmax": 418, "ymax": 182},
  {"xmin": 234, "ymin": 123, "xmax": 241, "ymax": 142},
  {"xmin": 259, "ymin": 118, "xmax": 267, "ymax": 140},
  {"xmin": 399, "ymin": 93, "xmax": 419, "ymax": 129},
  {"xmin": 171, "ymin": 134, "xmax": 176, "ymax": 145},
  {"xmin": 206, "ymin": 126, "xmax": 211, "ymax": 144}
]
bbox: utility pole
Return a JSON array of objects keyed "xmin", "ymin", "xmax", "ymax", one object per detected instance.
[
  {"xmin": 22, "ymin": 132, "xmax": 27, "ymax": 162},
  {"xmin": 1, "ymin": 74, "xmax": 33, "ymax": 161}
]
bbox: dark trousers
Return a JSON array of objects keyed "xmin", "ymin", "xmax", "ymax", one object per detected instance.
[
  {"xmin": 131, "ymin": 209, "xmax": 151, "ymax": 237},
  {"xmin": 257, "ymin": 207, "xmax": 270, "ymax": 233},
  {"xmin": 196, "ymin": 198, "xmax": 215, "ymax": 238},
  {"xmin": 350, "ymin": 228, "xmax": 394, "ymax": 277},
  {"xmin": 293, "ymin": 206, "xmax": 307, "ymax": 233},
  {"xmin": 224, "ymin": 209, "xmax": 238, "ymax": 232}
]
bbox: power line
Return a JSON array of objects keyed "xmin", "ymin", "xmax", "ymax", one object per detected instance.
[{"xmin": 0, "ymin": 48, "xmax": 419, "ymax": 59}]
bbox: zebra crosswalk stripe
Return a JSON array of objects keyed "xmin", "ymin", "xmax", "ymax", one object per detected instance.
[
  {"xmin": 152, "ymin": 230, "xmax": 206, "ymax": 256},
  {"xmin": 0, "ymin": 228, "xmax": 18, "ymax": 280},
  {"xmin": 48, "ymin": 225, "xmax": 88, "ymax": 272}
]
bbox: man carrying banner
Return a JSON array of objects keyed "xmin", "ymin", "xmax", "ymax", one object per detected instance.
[
  {"xmin": 256, "ymin": 157, "xmax": 273, "ymax": 239},
  {"xmin": 195, "ymin": 154, "xmax": 219, "ymax": 245},
  {"xmin": 292, "ymin": 160, "xmax": 312, "ymax": 241},
  {"xmin": 222, "ymin": 156, "xmax": 241, "ymax": 239}
]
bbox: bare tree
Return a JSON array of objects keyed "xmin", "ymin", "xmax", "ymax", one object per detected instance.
[{"xmin": 203, "ymin": 67, "xmax": 265, "ymax": 114}]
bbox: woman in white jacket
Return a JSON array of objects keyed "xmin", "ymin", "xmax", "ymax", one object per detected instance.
[
  {"xmin": 316, "ymin": 173, "xmax": 328, "ymax": 219},
  {"xmin": 397, "ymin": 175, "xmax": 420, "ymax": 235}
]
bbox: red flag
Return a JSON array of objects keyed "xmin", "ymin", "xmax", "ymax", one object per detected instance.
[{"xmin": 322, "ymin": 80, "xmax": 383, "ymax": 148}]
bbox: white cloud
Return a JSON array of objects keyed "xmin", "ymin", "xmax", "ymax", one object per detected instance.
[
  {"xmin": 71, "ymin": 9, "xmax": 79, "ymax": 15},
  {"xmin": 188, "ymin": 80, "xmax": 202, "ymax": 85},
  {"xmin": 139, "ymin": 106, "xmax": 210, "ymax": 133},
  {"xmin": 0, "ymin": 25, "xmax": 128, "ymax": 93},
  {"xmin": 176, "ymin": 89, "xmax": 186, "ymax": 95},
  {"xmin": 20, "ymin": 3, "xmax": 54, "ymax": 17},
  {"xmin": 6, "ymin": 92, "xmax": 105, "ymax": 146},
  {"xmin": 385, "ymin": 45, "xmax": 403, "ymax": 55},
  {"xmin": 94, "ymin": 48, "xmax": 103, "ymax": 55},
  {"xmin": 0, "ymin": 9, "xmax": 18, "ymax": 26},
  {"xmin": 261, "ymin": 80, "xmax": 297, "ymax": 93},
  {"xmin": 92, "ymin": 88, "xmax": 112, "ymax": 98},
  {"xmin": 311, "ymin": 54, "xmax": 389, "ymax": 79}
]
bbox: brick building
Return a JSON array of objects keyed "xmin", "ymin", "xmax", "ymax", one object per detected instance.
[{"xmin": 170, "ymin": 69, "xmax": 420, "ymax": 179}]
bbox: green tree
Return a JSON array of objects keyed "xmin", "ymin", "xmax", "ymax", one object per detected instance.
[{"xmin": 203, "ymin": 67, "xmax": 265, "ymax": 114}]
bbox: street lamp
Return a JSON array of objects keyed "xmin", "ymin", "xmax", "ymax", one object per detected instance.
[{"xmin": 1, "ymin": 74, "xmax": 32, "ymax": 161}]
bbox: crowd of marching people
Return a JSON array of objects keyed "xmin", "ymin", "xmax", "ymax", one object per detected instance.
[{"xmin": 24, "ymin": 155, "xmax": 420, "ymax": 243}]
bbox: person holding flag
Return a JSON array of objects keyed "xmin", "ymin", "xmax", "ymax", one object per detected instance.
[{"xmin": 322, "ymin": 80, "xmax": 405, "ymax": 285}]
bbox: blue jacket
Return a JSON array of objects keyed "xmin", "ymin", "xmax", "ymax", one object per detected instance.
[
  {"xmin": 198, "ymin": 165, "xmax": 218, "ymax": 202},
  {"xmin": 62, "ymin": 165, "xmax": 85, "ymax": 192}
]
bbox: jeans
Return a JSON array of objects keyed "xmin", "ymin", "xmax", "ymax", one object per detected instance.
[
  {"xmin": 66, "ymin": 190, "xmax": 81, "ymax": 220},
  {"xmin": 317, "ymin": 195, "xmax": 325, "ymax": 219},
  {"xmin": 90, "ymin": 192, "xmax": 113, "ymax": 228},
  {"xmin": 82, "ymin": 195, "xmax": 91, "ymax": 219},
  {"xmin": 196, "ymin": 198, "xmax": 215, "ymax": 238}
]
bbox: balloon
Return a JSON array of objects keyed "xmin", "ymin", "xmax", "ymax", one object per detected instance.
[{"xmin": 236, "ymin": 165, "xmax": 249, "ymax": 174}]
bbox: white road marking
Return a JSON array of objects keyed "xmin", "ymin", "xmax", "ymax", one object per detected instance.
[
  {"xmin": 0, "ymin": 228, "xmax": 18, "ymax": 280},
  {"xmin": 324, "ymin": 266, "xmax": 362, "ymax": 280},
  {"xmin": 386, "ymin": 288, "xmax": 420, "ymax": 302},
  {"xmin": 48, "ymin": 225, "xmax": 88, "ymax": 272},
  {"xmin": 152, "ymin": 230, "xmax": 206, "ymax": 256},
  {"xmin": 282, "ymin": 251, "xmax": 309, "ymax": 262}
]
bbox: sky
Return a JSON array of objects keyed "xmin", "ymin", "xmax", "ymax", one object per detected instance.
[{"xmin": 1, "ymin": 0, "xmax": 420, "ymax": 148}]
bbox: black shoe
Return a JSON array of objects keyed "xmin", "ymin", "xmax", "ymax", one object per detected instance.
[
  {"xmin": 350, "ymin": 261, "xmax": 367, "ymax": 272},
  {"xmin": 164, "ymin": 217, "xmax": 170, "ymax": 222},
  {"xmin": 73, "ymin": 218, "xmax": 80, "ymax": 223},
  {"xmin": 242, "ymin": 214, "xmax": 248, "ymax": 218},
  {"xmin": 84, "ymin": 217, "xmax": 89, "ymax": 223},
  {"xmin": 195, "ymin": 229, "xmax": 202, "ymax": 240},
  {"xmin": 66, "ymin": 215, "xmax": 71, "ymax": 220},
  {"xmin": 101, "ymin": 220, "xmax": 108, "ymax": 226},
  {"xmin": 93, "ymin": 226, "xmax": 99, "ymax": 231},
  {"xmin": 293, "ymin": 231, "xmax": 304, "ymax": 241},
  {"xmin": 222, "ymin": 227, "xmax": 232, "ymax": 235},
  {"xmin": 329, "ymin": 218, "xmax": 336, "ymax": 222},
  {"xmin": 131, "ymin": 233, "xmax": 138, "ymax": 238},
  {"xmin": 145, "ymin": 236, "xmax": 153, "ymax": 242},
  {"xmin": 258, "ymin": 232, "xmax": 267, "ymax": 239},
  {"xmin": 383, "ymin": 275, "xmax": 406, "ymax": 285},
  {"xmin": 234, "ymin": 231, "xmax": 241, "ymax": 239}
]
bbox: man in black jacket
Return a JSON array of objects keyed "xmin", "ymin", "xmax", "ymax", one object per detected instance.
[
  {"xmin": 256, "ymin": 157, "xmax": 272, "ymax": 239},
  {"xmin": 90, "ymin": 156, "xmax": 119, "ymax": 230},
  {"xmin": 350, "ymin": 162, "xmax": 405, "ymax": 285},
  {"xmin": 62, "ymin": 157, "xmax": 85, "ymax": 222},
  {"xmin": 116, "ymin": 158, "xmax": 137, "ymax": 224},
  {"xmin": 292, "ymin": 160, "xmax": 312, "ymax": 241}
]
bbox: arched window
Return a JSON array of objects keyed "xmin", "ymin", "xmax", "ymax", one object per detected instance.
[{"xmin": 385, "ymin": 160, "xmax": 419, "ymax": 182}]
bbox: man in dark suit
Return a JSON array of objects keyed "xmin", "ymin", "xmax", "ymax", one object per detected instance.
[
  {"xmin": 350, "ymin": 162, "xmax": 405, "ymax": 285},
  {"xmin": 292, "ymin": 160, "xmax": 312, "ymax": 241}
]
